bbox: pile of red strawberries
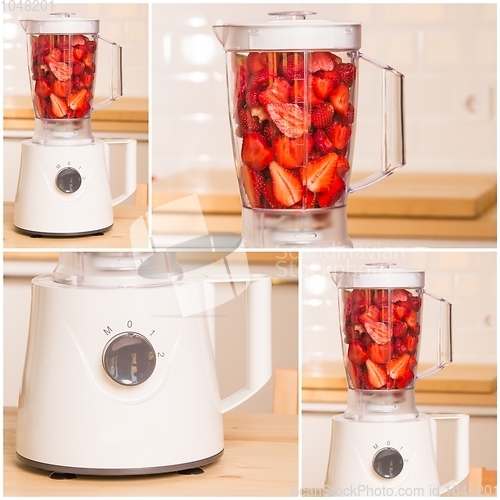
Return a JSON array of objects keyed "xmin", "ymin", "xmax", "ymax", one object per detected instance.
[
  {"xmin": 343, "ymin": 288, "xmax": 422, "ymax": 390},
  {"xmin": 30, "ymin": 34, "xmax": 96, "ymax": 119},
  {"xmin": 233, "ymin": 51, "xmax": 356, "ymax": 210}
]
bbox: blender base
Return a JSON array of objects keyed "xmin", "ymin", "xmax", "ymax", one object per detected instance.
[
  {"xmin": 17, "ymin": 449, "xmax": 224, "ymax": 477},
  {"xmin": 14, "ymin": 224, "xmax": 112, "ymax": 238},
  {"xmin": 241, "ymin": 206, "xmax": 353, "ymax": 248}
]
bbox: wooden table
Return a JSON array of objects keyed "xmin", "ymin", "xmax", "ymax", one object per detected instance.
[
  {"xmin": 4, "ymin": 408, "xmax": 298, "ymax": 496},
  {"xmin": 4, "ymin": 203, "xmax": 149, "ymax": 249}
]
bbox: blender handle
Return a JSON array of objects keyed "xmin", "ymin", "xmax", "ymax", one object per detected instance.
[
  {"xmin": 430, "ymin": 414, "xmax": 470, "ymax": 494},
  {"xmin": 204, "ymin": 275, "xmax": 273, "ymax": 413},
  {"xmin": 103, "ymin": 139, "xmax": 137, "ymax": 206},
  {"xmin": 415, "ymin": 290, "xmax": 453, "ymax": 380},
  {"xmin": 347, "ymin": 53, "xmax": 406, "ymax": 194},
  {"xmin": 92, "ymin": 36, "xmax": 123, "ymax": 111}
]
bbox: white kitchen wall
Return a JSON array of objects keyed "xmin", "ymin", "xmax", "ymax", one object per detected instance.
[
  {"xmin": 151, "ymin": 3, "xmax": 496, "ymax": 179},
  {"xmin": 3, "ymin": 2, "xmax": 148, "ymax": 98},
  {"xmin": 302, "ymin": 250, "xmax": 497, "ymax": 365}
]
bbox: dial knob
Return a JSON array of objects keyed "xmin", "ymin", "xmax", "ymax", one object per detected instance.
[
  {"xmin": 55, "ymin": 167, "xmax": 82, "ymax": 193},
  {"xmin": 373, "ymin": 447, "xmax": 404, "ymax": 479},
  {"xmin": 103, "ymin": 333, "xmax": 156, "ymax": 386}
]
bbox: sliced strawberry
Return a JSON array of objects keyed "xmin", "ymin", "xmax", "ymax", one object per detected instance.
[
  {"xmin": 241, "ymin": 132, "xmax": 274, "ymax": 171},
  {"xmin": 366, "ymin": 359, "xmax": 387, "ymax": 389},
  {"xmin": 49, "ymin": 94, "xmax": 68, "ymax": 118},
  {"xmin": 392, "ymin": 338, "xmax": 408, "ymax": 356},
  {"xmin": 280, "ymin": 52, "xmax": 305, "ymax": 82},
  {"xmin": 388, "ymin": 353, "xmax": 410, "ymax": 380},
  {"xmin": 360, "ymin": 305, "xmax": 381, "ymax": 323},
  {"xmin": 408, "ymin": 355, "xmax": 418, "ymax": 369},
  {"xmin": 72, "ymin": 60, "xmax": 85, "ymax": 76},
  {"xmin": 81, "ymin": 72, "xmax": 94, "ymax": 89},
  {"xmin": 258, "ymin": 77, "xmax": 290, "ymax": 106},
  {"xmin": 262, "ymin": 120, "xmax": 280, "ymax": 144},
  {"xmin": 273, "ymin": 135, "xmax": 311, "ymax": 169},
  {"xmin": 403, "ymin": 334, "xmax": 418, "ymax": 354},
  {"xmin": 348, "ymin": 340, "xmax": 368, "ymax": 366},
  {"xmin": 56, "ymin": 35, "xmax": 70, "ymax": 51},
  {"xmin": 268, "ymin": 161, "xmax": 303, "ymax": 207},
  {"xmin": 364, "ymin": 321, "xmax": 390, "ymax": 345},
  {"xmin": 309, "ymin": 52, "xmax": 336, "ymax": 73},
  {"xmin": 247, "ymin": 52, "xmax": 268, "ymax": 73},
  {"xmin": 311, "ymin": 71, "xmax": 340, "ymax": 99},
  {"xmin": 310, "ymin": 102, "xmax": 335, "ymax": 128},
  {"xmin": 52, "ymin": 80, "xmax": 71, "ymax": 97},
  {"xmin": 262, "ymin": 179, "xmax": 285, "ymax": 209},
  {"xmin": 288, "ymin": 77, "xmax": 323, "ymax": 106},
  {"xmin": 312, "ymin": 129, "xmax": 334, "ymax": 155},
  {"xmin": 408, "ymin": 296, "xmax": 422, "ymax": 311},
  {"xmin": 346, "ymin": 361, "xmax": 363, "ymax": 389},
  {"xmin": 352, "ymin": 289, "xmax": 370, "ymax": 305},
  {"xmin": 237, "ymin": 107, "xmax": 261, "ymax": 136},
  {"xmin": 329, "ymin": 82, "xmax": 350, "ymax": 116},
  {"xmin": 81, "ymin": 51, "xmax": 95, "ymax": 70},
  {"xmin": 368, "ymin": 343, "xmax": 391, "ymax": 365},
  {"xmin": 49, "ymin": 61, "xmax": 71, "ymax": 82},
  {"xmin": 86, "ymin": 40, "xmax": 97, "ymax": 54},
  {"xmin": 392, "ymin": 320, "xmax": 408, "ymax": 339},
  {"xmin": 44, "ymin": 48, "xmax": 62, "ymax": 65},
  {"xmin": 372, "ymin": 290, "xmax": 389, "ymax": 309},
  {"xmin": 34, "ymin": 78, "xmax": 52, "ymax": 99},
  {"xmin": 396, "ymin": 367, "xmax": 415, "ymax": 389},
  {"xmin": 71, "ymin": 34, "xmax": 87, "ymax": 47},
  {"xmin": 67, "ymin": 89, "xmax": 88, "ymax": 111},
  {"xmin": 404, "ymin": 309, "xmax": 418, "ymax": 330},
  {"xmin": 306, "ymin": 152, "xmax": 338, "ymax": 193},
  {"xmin": 73, "ymin": 99, "xmax": 91, "ymax": 119},
  {"xmin": 344, "ymin": 103, "xmax": 355, "ymax": 124},
  {"xmin": 337, "ymin": 62, "xmax": 357, "ymax": 87},
  {"xmin": 393, "ymin": 300, "xmax": 411, "ymax": 320},
  {"xmin": 392, "ymin": 289, "xmax": 410, "ymax": 302},
  {"xmin": 240, "ymin": 164, "xmax": 264, "ymax": 208},
  {"xmin": 266, "ymin": 102, "xmax": 309, "ymax": 139},
  {"xmin": 304, "ymin": 189, "xmax": 316, "ymax": 208},
  {"xmin": 326, "ymin": 121, "xmax": 351, "ymax": 150}
]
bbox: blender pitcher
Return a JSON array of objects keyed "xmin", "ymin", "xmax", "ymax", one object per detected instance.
[{"xmin": 214, "ymin": 12, "xmax": 405, "ymax": 248}]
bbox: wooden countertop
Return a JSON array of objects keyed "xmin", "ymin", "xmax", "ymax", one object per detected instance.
[
  {"xmin": 4, "ymin": 95, "xmax": 148, "ymax": 134},
  {"xmin": 152, "ymin": 170, "xmax": 496, "ymax": 241},
  {"xmin": 3, "ymin": 203, "xmax": 149, "ymax": 249},
  {"xmin": 4, "ymin": 408, "xmax": 298, "ymax": 497},
  {"xmin": 302, "ymin": 361, "xmax": 497, "ymax": 407}
]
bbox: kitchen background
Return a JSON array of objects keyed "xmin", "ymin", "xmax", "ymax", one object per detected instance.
[
  {"xmin": 301, "ymin": 250, "xmax": 497, "ymax": 487},
  {"xmin": 3, "ymin": 3, "xmax": 149, "ymax": 201},
  {"xmin": 151, "ymin": 3, "xmax": 496, "ymax": 178}
]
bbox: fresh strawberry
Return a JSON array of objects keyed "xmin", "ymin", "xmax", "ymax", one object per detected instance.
[
  {"xmin": 396, "ymin": 367, "xmax": 415, "ymax": 389},
  {"xmin": 266, "ymin": 102, "xmax": 309, "ymax": 139},
  {"xmin": 238, "ymin": 107, "xmax": 261, "ymax": 136},
  {"xmin": 392, "ymin": 338, "xmax": 408, "ymax": 356},
  {"xmin": 306, "ymin": 152, "xmax": 338, "ymax": 193},
  {"xmin": 86, "ymin": 40, "xmax": 97, "ymax": 54},
  {"xmin": 326, "ymin": 121, "xmax": 351, "ymax": 150},
  {"xmin": 72, "ymin": 45, "xmax": 87, "ymax": 61},
  {"xmin": 344, "ymin": 103, "xmax": 355, "ymax": 124},
  {"xmin": 73, "ymin": 99, "xmax": 91, "ymax": 118},
  {"xmin": 392, "ymin": 320, "xmax": 408, "ymax": 339},
  {"xmin": 359, "ymin": 305, "xmax": 380, "ymax": 323},
  {"xmin": 388, "ymin": 353, "xmax": 410, "ymax": 380},
  {"xmin": 52, "ymin": 79, "xmax": 71, "ymax": 97},
  {"xmin": 392, "ymin": 289, "xmax": 410, "ymax": 302},
  {"xmin": 240, "ymin": 164, "xmax": 264, "ymax": 208},
  {"xmin": 337, "ymin": 62, "xmax": 357, "ymax": 87},
  {"xmin": 71, "ymin": 34, "xmax": 87, "ymax": 47},
  {"xmin": 312, "ymin": 129, "xmax": 334, "ymax": 155},
  {"xmin": 273, "ymin": 135, "xmax": 311, "ymax": 169},
  {"xmin": 72, "ymin": 60, "xmax": 85, "ymax": 76},
  {"xmin": 348, "ymin": 340, "xmax": 368, "ymax": 366},
  {"xmin": 408, "ymin": 355, "xmax": 418, "ymax": 369},
  {"xmin": 49, "ymin": 61, "xmax": 71, "ymax": 82},
  {"xmin": 304, "ymin": 189, "xmax": 316, "ymax": 208},
  {"xmin": 329, "ymin": 82, "xmax": 350, "ymax": 116},
  {"xmin": 268, "ymin": 161, "xmax": 303, "ymax": 207},
  {"xmin": 262, "ymin": 120, "xmax": 280, "ymax": 144},
  {"xmin": 403, "ymin": 334, "xmax": 418, "ymax": 353},
  {"xmin": 404, "ymin": 309, "xmax": 418, "ymax": 330},
  {"xmin": 280, "ymin": 52, "xmax": 305, "ymax": 81},
  {"xmin": 346, "ymin": 362, "xmax": 363, "ymax": 389},
  {"xmin": 81, "ymin": 72, "xmax": 94, "ymax": 89},
  {"xmin": 258, "ymin": 77, "xmax": 290, "ymax": 105},
  {"xmin": 44, "ymin": 48, "xmax": 62, "ymax": 65},
  {"xmin": 336, "ymin": 155, "xmax": 350, "ymax": 177},
  {"xmin": 311, "ymin": 70, "xmax": 340, "ymax": 99},
  {"xmin": 241, "ymin": 132, "xmax": 274, "ymax": 171},
  {"xmin": 368, "ymin": 343, "xmax": 390, "ymax": 364},
  {"xmin": 262, "ymin": 179, "xmax": 285, "ymax": 209},
  {"xmin": 81, "ymin": 51, "xmax": 94, "ymax": 70},
  {"xmin": 309, "ymin": 52, "xmax": 336, "ymax": 73},
  {"xmin": 365, "ymin": 321, "xmax": 390, "ymax": 345},
  {"xmin": 408, "ymin": 296, "xmax": 422, "ymax": 311},
  {"xmin": 366, "ymin": 359, "xmax": 387, "ymax": 389},
  {"xmin": 247, "ymin": 52, "xmax": 268, "ymax": 73},
  {"xmin": 393, "ymin": 301, "xmax": 411, "ymax": 320},
  {"xmin": 49, "ymin": 94, "xmax": 68, "ymax": 118},
  {"xmin": 34, "ymin": 78, "xmax": 52, "ymax": 99},
  {"xmin": 310, "ymin": 102, "xmax": 335, "ymax": 128},
  {"xmin": 67, "ymin": 89, "xmax": 88, "ymax": 111}
]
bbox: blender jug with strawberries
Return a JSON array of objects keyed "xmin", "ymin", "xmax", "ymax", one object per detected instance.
[
  {"xmin": 325, "ymin": 264, "xmax": 470, "ymax": 493},
  {"xmin": 14, "ymin": 13, "xmax": 137, "ymax": 236},
  {"xmin": 214, "ymin": 12, "xmax": 405, "ymax": 247}
]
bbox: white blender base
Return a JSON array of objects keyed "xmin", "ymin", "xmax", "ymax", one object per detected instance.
[
  {"xmin": 14, "ymin": 140, "xmax": 114, "ymax": 236},
  {"xmin": 325, "ymin": 415, "xmax": 442, "ymax": 496},
  {"xmin": 241, "ymin": 206, "xmax": 353, "ymax": 248}
]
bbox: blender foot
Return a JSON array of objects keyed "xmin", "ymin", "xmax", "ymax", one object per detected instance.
[
  {"xmin": 49, "ymin": 472, "xmax": 77, "ymax": 480},
  {"xmin": 177, "ymin": 467, "xmax": 204, "ymax": 475}
]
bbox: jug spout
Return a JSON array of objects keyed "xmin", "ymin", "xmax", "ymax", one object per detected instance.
[{"xmin": 212, "ymin": 25, "xmax": 228, "ymax": 47}]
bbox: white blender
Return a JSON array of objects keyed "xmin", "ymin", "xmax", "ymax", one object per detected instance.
[
  {"xmin": 14, "ymin": 13, "xmax": 137, "ymax": 236},
  {"xmin": 16, "ymin": 251, "xmax": 272, "ymax": 475},
  {"xmin": 326, "ymin": 264, "xmax": 469, "ymax": 495},
  {"xmin": 214, "ymin": 12, "xmax": 405, "ymax": 247}
]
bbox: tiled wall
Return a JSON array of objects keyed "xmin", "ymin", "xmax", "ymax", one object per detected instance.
[
  {"xmin": 301, "ymin": 250, "xmax": 497, "ymax": 365},
  {"xmin": 3, "ymin": 3, "xmax": 148, "ymax": 98},
  {"xmin": 151, "ymin": 3, "xmax": 496, "ymax": 179}
]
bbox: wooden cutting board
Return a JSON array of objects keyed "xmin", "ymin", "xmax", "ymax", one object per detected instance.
[{"xmin": 153, "ymin": 170, "xmax": 496, "ymax": 219}]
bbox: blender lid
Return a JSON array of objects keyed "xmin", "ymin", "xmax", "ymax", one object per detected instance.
[
  {"xmin": 331, "ymin": 263, "xmax": 425, "ymax": 289},
  {"xmin": 20, "ymin": 12, "xmax": 99, "ymax": 34},
  {"xmin": 213, "ymin": 11, "xmax": 361, "ymax": 51},
  {"xmin": 53, "ymin": 252, "xmax": 184, "ymax": 288}
]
